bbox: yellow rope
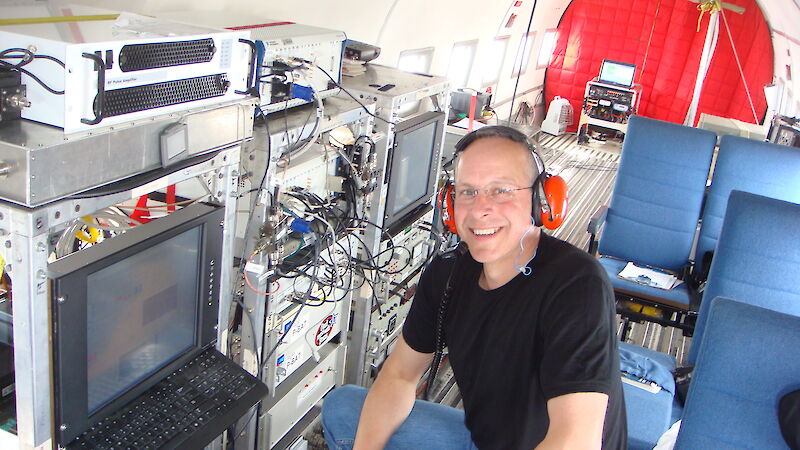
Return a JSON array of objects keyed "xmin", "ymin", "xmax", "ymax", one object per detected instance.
[
  {"xmin": 0, "ymin": 14, "xmax": 118, "ymax": 26},
  {"xmin": 696, "ymin": 0, "xmax": 721, "ymax": 32}
]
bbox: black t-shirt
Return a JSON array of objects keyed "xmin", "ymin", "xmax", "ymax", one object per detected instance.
[{"xmin": 403, "ymin": 233, "xmax": 627, "ymax": 449}]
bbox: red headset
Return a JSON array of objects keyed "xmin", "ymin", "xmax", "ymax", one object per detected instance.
[{"xmin": 437, "ymin": 127, "xmax": 568, "ymax": 235}]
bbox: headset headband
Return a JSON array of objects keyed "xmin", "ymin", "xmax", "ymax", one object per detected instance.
[{"xmin": 443, "ymin": 125, "xmax": 568, "ymax": 232}]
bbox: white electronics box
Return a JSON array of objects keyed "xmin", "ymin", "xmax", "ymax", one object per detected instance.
[
  {"xmin": 156, "ymin": 12, "xmax": 345, "ymax": 114},
  {"xmin": 0, "ymin": 5, "xmax": 254, "ymax": 134}
]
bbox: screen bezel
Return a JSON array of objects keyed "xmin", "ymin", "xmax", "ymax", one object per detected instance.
[
  {"xmin": 50, "ymin": 203, "xmax": 224, "ymax": 445},
  {"xmin": 598, "ymin": 59, "xmax": 636, "ymax": 87},
  {"xmin": 383, "ymin": 111, "xmax": 445, "ymax": 232}
]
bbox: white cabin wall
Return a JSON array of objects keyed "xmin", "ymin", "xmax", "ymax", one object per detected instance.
[
  {"xmin": 219, "ymin": 0, "xmax": 543, "ymax": 120},
  {"xmin": 757, "ymin": 0, "xmax": 800, "ymax": 118},
  {"xmin": 68, "ymin": 0, "xmax": 571, "ymax": 122},
  {"xmin": 66, "ymin": 0, "xmax": 223, "ymax": 16},
  {"xmin": 67, "ymin": 0, "xmax": 799, "ymax": 120},
  {"xmin": 219, "ymin": 0, "xmax": 572, "ymax": 123}
]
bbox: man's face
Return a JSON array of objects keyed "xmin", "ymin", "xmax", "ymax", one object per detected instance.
[{"xmin": 454, "ymin": 136, "xmax": 536, "ymax": 270}]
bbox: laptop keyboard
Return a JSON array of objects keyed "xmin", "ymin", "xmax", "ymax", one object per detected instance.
[{"xmin": 67, "ymin": 347, "xmax": 267, "ymax": 449}]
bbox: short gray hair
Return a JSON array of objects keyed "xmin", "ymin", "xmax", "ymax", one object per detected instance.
[{"xmin": 453, "ymin": 125, "xmax": 540, "ymax": 183}]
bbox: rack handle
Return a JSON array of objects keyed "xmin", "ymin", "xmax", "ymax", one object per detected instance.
[{"xmin": 80, "ymin": 52, "xmax": 106, "ymax": 125}]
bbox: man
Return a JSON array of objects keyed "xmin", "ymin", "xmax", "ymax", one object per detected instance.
[{"xmin": 322, "ymin": 126, "xmax": 626, "ymax": 449}]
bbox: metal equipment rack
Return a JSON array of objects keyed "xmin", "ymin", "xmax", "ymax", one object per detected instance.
[
  {"xmin": 234, "ymin": 94, "xmax": 374, "ymax": 449},
  {"xmin": 341, "ymin": 64, "xmax": 450, "ymax": 387},
  {"xmin": 0, "ymin": 98, "xmax": 254, "ymax": 449}
]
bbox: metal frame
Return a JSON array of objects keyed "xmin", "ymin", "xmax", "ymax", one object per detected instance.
[
  {"xmin": 341, "ymin": 64, "xmax": 450, "ymax": 386},
  {"xmin": 0, "ymin": 95, "xmax": 253, "ymax": 448},
  {"xmin": 235, "ymin": 94, "xmax": 374, "ymax": 448},
  {"xmin": 1, "ymin": 145, "xmax": 240, "ymax": 449}
]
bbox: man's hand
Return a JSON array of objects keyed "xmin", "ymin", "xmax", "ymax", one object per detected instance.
[
  {"xmin": 353, "ymin": 335, "xmax": 433, "ymax": 450},
  {"xmin": 536, "ymin": 392, "xmax": 609, "ymax": 450}
]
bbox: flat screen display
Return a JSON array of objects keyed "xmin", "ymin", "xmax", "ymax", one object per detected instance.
[
  {"xmin": 384, "ymin": 111, "xmax": 445, "ymax": 231},
  {"xmin": 389, "ymin": 121, "xmax": 437, "ymax": 216},
  {"xmin": 86, "ymin": 227, "xmax": 200, "ymax": 413},
  {"xmin": 599, "ymin": 60, "xmax": 636, "ymax": 87}
]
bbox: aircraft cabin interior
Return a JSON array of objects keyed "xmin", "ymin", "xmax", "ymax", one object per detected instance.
[{"xmin": 0, "ymin": 0, "xmax": 799, "ymax": 448}]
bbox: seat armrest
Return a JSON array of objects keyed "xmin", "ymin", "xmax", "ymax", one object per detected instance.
[
  {"xmin": 587, "ymin": 205, "xmax": 608, "ymax": 255},
  {"xmin": 588, "ymin": 205, "xmax": 608, "ymax": 234}
]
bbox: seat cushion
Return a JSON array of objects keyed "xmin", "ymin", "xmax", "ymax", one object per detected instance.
[
  {"xmin": 599, "ymin": 256, "xmax": 691, "ymax": 308},
  {"xmin": 619, "ymin": 342, "xmax": 681, "ymax": 450},
  {"xmin": 623, "ymin": 380, "xmax": 681, "ymax": 450},
  {"xmin": 619, "ymin": 341, "xmax": 678, "ymax": 394}
]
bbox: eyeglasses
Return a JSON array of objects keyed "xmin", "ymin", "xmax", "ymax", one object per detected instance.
[{"xmin": 454, "ymin": 185, "xmax": 533, "ymax": 204}]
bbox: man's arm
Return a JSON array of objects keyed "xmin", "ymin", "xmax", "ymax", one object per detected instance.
[
  {"xmin": 536, "ymin": 392, "xmax": 609, "ymax": 450},
  {"xmin": 353, "ymin": 335, "xmax": 433, "ymax": 450}
]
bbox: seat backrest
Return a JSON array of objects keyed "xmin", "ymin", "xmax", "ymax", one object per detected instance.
[
  {"xmin": 689, "ymin": 191, "xmax": 800, "ymax": 364},
  {"xmin": 676, "ymin": 297, "xmax": 800, "ymax": 449},
  {"xmin": 695, "ymin": 135, "xmax": 800, "ymax": 265},
  {"xmin": 598, "ymin": 116, "xmax": 716, "ymax": 271}
]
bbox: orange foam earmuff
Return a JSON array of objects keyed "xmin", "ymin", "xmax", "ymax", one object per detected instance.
[
  {"xmin": 540, "ymin": 174, "xmax": 568, "ymax": 230},
  {"xmin": 437, "ymin": 183, "xmax": 458, "ymax": 235}
]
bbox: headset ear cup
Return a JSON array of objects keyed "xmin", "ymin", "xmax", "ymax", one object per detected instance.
[
  {"xmin": 532, "ymin": 174, "xmax": 544, "ymax": 227},
  {"xmin": 540, "ymin": 174, "xmax": 568, "ymax": 229},
  {"xmin": 437, "ymin": 183, "xmax": 458, "ymax": 235}
]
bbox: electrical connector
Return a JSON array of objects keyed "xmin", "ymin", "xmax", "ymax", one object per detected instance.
[
  {"xmin": 290, "ymin": 83, "xmax": 314, "ymax": 102},
  {"xmin": 290, "ymin": 218, "xmax": 312, "ymax": 234}
]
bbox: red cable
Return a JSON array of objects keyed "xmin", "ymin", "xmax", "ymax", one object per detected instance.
[
  {"xmin": 166, "ymin": 185, "xmax": 176, "ymax": 213},
  {"xmin": 129, "ymin": 195, "xmax": 151, "ymax": 224}
]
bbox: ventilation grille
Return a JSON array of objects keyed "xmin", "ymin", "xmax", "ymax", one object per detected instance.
[
  {"xmin": 118, "ymin": 39, "xmax": 216, "ymax": 72},
  {"xmin": 104, "ymin": 74, "xmax": 229, "ymax": 117}
]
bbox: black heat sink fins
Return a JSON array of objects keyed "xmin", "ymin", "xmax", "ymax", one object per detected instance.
[
  {"xmin": 103, "ymin": 74, "xmax": 229, "ymax": 117},
  {"xmin": 118, "ymin": 39, "xmax": 216, "ymax": 72}
]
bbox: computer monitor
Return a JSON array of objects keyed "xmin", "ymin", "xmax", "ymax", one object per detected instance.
[
  {"xmin": 383, "ymin": 111, "xmax": 445, "ymax": 233},
  {"xmin": 598, "ymin": 59, "xmax": 636, "ymax": 88},
  {"xmin": 49, "ymin": 203, "xmax": 224, "ymax": 445}
]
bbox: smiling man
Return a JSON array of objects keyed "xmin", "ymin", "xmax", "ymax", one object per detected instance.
[{"xmin": 322, "ymin": 126, "xmax": 626, "ymax": 449}]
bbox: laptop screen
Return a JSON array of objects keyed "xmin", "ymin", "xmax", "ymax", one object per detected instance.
[
  {"xmin": 51, "ymin": 203, "xmax": 224, "ymax": 446},
  {"xmin": 86, "ymin": 227, "xmax": 200, "ymax": 413},
  {"xmin": 598, "ymin": 59, "xmax": 636, "ymax": 87}
]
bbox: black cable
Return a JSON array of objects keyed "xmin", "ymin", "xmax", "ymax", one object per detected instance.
[
  {"xmin": 0, "ymin": 48, "xmax": 65, "ymax": 95},
  {"xmin": 286, "ymin": 94, "xmax": 322, "ymax": 155},
  {"xmin": 235, "ymin": 111, "xmax": 272, "ymax": 277},
  {"xmin": 231, "ymin": 296, "xmax": 263, "ymax": 378},
  {"xmin": 314, "ymin": 65, "xmax": 395, "ymax": 126},
  {"xmin": 425, "ymin": 242, "xmax": 468, "ymax": 400},
  {"xmin": 260, "ymin": 230, "xmax": 323, "ymax": 371},
  {"xmin": 506, "ymin": 0, "xmax": 538, "ymax": 125}
]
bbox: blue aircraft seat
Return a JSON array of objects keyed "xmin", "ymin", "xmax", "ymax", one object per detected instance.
[
  {"xmin": 675, "ymin": 297, "xmax": 800, "ymax": 449},
  {"xmin": 588, "ymin": 115, "xmax": 717, "ymax": 331},
  {"xmin": 688, "ymin": 190, "xmax": 800, "ymax": 365},
  {"xmin": 620, "ymin": 190, "xmax": 800, "ymax": 449},
  {"xmin": 693, "ymin": 135, "xmax": 800, "ymax": 284}
]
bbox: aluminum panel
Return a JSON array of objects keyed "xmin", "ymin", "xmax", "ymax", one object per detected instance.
[{"xmin": 0, "ymin": 98, "xmax": 254, "ymax": 206}]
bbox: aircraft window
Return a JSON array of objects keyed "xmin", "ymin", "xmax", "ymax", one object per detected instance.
[
  {"xmin": 537, "ymin": 29, "xmax": 558, "ymax": 69},
  {"xmin": 395, "ymin": 47, "xmax": 435, "ymax": 117},
  {"xmin": 482, "ymin": 36, "xmax": 509, "ymax": 86},
  {"xmin": 398, "ymin": 47, "xmax": 435, "ymax": 74},
  {"xmin": 512, "ymin": 32, "xmax": 536, "ymax": 78},
  {"xmin": 447, "ymin": 40, "xmax": 479, "ymax": 89}
]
